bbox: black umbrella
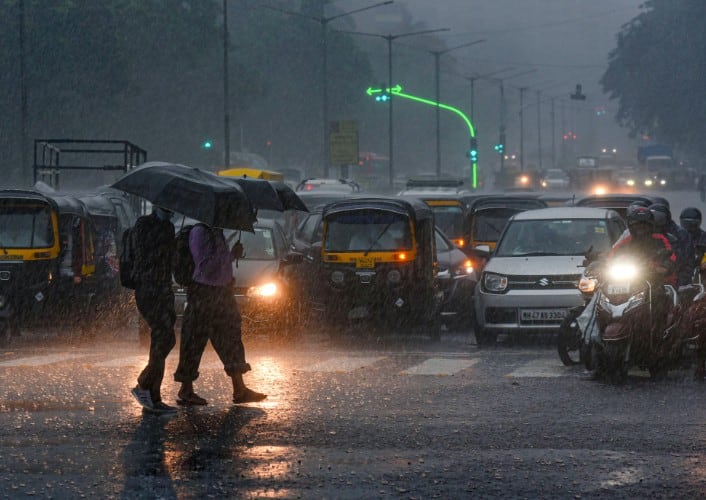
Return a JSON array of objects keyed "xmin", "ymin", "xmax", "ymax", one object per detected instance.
[
  {"xmin": 111, "ymin": 162, "xmax": 256, "ymax": 231},
  {"xmin": 218, "ymin": 177, "xmax": 285, "ymax": 211},
  {"xmin": 271, "ymin": 181, "xmax": 309, "ymax": 212}
]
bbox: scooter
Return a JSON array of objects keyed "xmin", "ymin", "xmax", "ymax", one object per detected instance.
[{"xmin": 594, "ymin": 258, "xmax": 678, "ymax": 383}]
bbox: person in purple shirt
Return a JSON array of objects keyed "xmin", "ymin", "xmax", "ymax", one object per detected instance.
[{"xmin": 174, "ymin": 224, "xmax": 266, "ymax": 405}]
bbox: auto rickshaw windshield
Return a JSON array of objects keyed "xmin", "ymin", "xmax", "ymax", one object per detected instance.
[
  {"xmin": 472, "ymin": 207, "xmax": 524, "ymax": 244},
  {"xmin": 430, "ymin": 205, "xmax": 465, "ymax": 240},
  {"xmin": 325, "ymin": 211, "xmax": 413, "ymax": 252},
  {"xmin": 0, "ymin": 203, "xmax": 55, "ymax": 249}
]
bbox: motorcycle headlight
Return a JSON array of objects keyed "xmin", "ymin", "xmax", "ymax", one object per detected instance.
[
  {"xmin": 331, "ymin": 270, "xmax": 345, "ymax": 285},
  {"xmin": 248, "ymin": 282, "xmax": 279, "ymax": 298},
  {"xmin": 578, "ymin": 276, "xmax": 597, "ymax": 293},
  {"xmin": 454, "ymin": 259, "xmax": 474, "ymax": 276},
  {"xmin": 0, "ymin": 294, "xmax": 6, "ymax": 309},
  {"xmin": 483, "ymin": 272, "xmax": 508, "ymax": 293},
  {"xmin": 607, "ymin": 263, "xmax": 638, "ymax": 281}
]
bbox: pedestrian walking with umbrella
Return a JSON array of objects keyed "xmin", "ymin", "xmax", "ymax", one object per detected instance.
[{"xmin": 112, "ymin": 162, "xmax": 264, "ymax": 409}]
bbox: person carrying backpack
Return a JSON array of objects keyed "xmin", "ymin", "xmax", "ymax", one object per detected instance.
[
  {"xmin": 173, "ymin": 223, "xmax": 266, "ymax": 406},
  {"xmin": 129, "ymin": 206, "xmax": 178, "ymax": 414}
]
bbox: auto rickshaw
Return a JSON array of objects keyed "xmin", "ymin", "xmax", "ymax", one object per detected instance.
[
  {"xmin": 0, "ymin": 190, "xmax": 96, "ymax": 340},
  {"xmin": 317, "ymin": 197, "xmax": 443, "ymax": 336}
]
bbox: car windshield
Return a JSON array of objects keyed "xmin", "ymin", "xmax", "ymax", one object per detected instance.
[
  {"xmin": 324, "ymin": 211, "xmax": 412, "ymax": 252},
  {"xmin": 0, "ymin": 203, "xmax": 54, "ymax": 249},
  {"xmin": 430, "ymin": 205, "xmax": 464, "ymax": 239},
  {"xmin": 226, "ymin": 227, "xmax": 276, "ymax": 260},
  {"xmin": 546, "ymin": 169, "xmax": 568, "ymax": 179},
  {"xmin": 495, "ymin": 218, "xmax": 612, "ymax": 257},
  {"xmin": 473, "ymin": 207, "xmax": 521, "ymax": 242}
]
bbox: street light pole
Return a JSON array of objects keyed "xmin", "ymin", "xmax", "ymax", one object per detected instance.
[
  {"xmin": 519, "ymin": 87, "xmax": 526, "ymax": 171},
  {"xmin": 261, "ymin": 1, "xmax": 393, "ymax": 177},
  {"xmin": 428, "ymin": 38, "xmax": 485, "ymax": 177},
  {"xmin": 223, "ymin": 0, "xmax": 230, "ymax": 170}
]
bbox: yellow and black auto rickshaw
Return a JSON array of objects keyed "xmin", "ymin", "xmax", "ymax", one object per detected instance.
[
  {"xmin": 0, "ymin": 190, "xmax": 96, "ymax": 340},
  {"xmin": 317, "ymin": 197, "xmax": 443, "ymax": 336}
]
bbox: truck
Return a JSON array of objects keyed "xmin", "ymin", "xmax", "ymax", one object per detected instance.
[{"xmin": 637, "ymin": 143, "xmax": 695, "ymax": 189}]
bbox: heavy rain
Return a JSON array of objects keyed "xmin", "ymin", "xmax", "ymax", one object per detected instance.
[{"xmin": 1, "ymin": 0, "xmax": 706, "ymax": 498}]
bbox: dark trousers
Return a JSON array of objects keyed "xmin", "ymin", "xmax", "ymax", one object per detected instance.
[
  {"xmin": 135, "ymin": 283, "xmax": 176, "ymax": 402},
  {"xmin": 174, "ymin": 282, "xmax": 249, "ymax": 383}
]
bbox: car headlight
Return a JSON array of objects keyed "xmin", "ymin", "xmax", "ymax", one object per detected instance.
[
  {"xmin": 659, "ymin": 179, "xmax": 667, "ymax": 186},
  {"xmin": 644, "ymin": 178, "xmax": 653, "ymax": 187},
  {"xmin": 541, "ymin": 180, "xmax": 548, "ymax": 188},
  {"xmin": 248, "ymin": 282, "xmax": 279, "ymax": 298},
  {"xmin": 331, "ymin": 270, "xmax": 345, "ymax": 285},
  {"xmin": 626, "ymin": 179, "xmax": 635, "ymax": 186},
  {"xmin": 454, "ymin": 259, "xmax": 474, "ymax": 276},
  {"xmin": 483, "ymin": 272, "xmax": 508, "ymax": 292},
  {"xmin": 0, "ymin": 294, "xmax": 6, "ymax": 309}
]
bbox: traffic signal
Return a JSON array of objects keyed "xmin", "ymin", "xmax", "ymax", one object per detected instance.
[
  {"xmin": 375, "ymin": 83, "xmax": 390, "ymax": 102},
  {"xmin": 201, "ymin": 139, "xmax": 213, "ymax": 149},
  {"xmin": 494, "ymin": 143, "xmax": 504, "ymax": 154},
  {"xmin": 468, "ymin": 138, "xmax": 478, "ymax": 162}
]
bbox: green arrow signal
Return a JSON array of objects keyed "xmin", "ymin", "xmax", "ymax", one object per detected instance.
[{"xmin": 366, "ymin": 87, "xmax": 383, "ymax": 96}]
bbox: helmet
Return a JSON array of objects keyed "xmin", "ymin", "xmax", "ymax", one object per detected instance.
[
  {"xmin": 680, "ymin": 207, "xmax": 702, "ymax": 234},
  {"xmin": 648, "ymin": 203, "xmax": 671, "ymax": 223},
  {"xmin": 627, "ymin": 206, "xmax": 654, "ymax": 237},
  {"xmin": 625, "ymin": 201, "xmax": 648, "ymax": 219}
]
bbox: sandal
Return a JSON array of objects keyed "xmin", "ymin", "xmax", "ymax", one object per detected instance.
[
  {"xmin": 177, "ymin": 391, "xmax": 208, "ymax": 406},
  {"xmin": 233, "ymin": 388, "xmax": 267, "ymax": 404}
]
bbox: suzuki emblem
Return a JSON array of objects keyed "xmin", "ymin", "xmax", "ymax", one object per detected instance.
[{"xmin": 538, "ymin": 277, "xmax": 550, "ymax": 287}]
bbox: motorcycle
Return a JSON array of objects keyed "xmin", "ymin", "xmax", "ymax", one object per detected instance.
[{"xmin": 593, "ymin": 258, "xmax": 679, "ymax": 382}]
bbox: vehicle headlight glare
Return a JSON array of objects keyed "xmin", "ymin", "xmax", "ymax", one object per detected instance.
[
  {"xmin": 387, "ymin": 270, "xmax": 402, "ymax": 284},
  {"xmin": 608, "ymin": 263, "xmax": 638, "ymax": 281},
  {"xmin": 484, "ymin": 272, "xmax": 508, "ymax": 292},
  {"xmin": 660, "ymin": 179, "xmax": 666, "ymax": 185},
  {"xmin": 455, "ymin": 259, "xmax": 474, "ymax": 276},
  {"xmin": 626, "ymin": 179, "xmax": 635, "ymax": 186},
  {"xmin": 644, "ymin": 179, "xmax": 653, "ymax": 186},
  {"xmin": 249, "ymin": 282, "xmax": 278, "ymax": 297},
  {"xmin": 331, "ymin": 270, "xmax": 345, "ymax": 284}
]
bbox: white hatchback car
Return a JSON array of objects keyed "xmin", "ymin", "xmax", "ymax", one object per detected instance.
[{"xmin": 473, "ymin": 207, "xmax": 625, "ymax": 345}]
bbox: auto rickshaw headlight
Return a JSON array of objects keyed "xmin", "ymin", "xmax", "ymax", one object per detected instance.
[
  {"xmin": 387, "ymin": 270, "xmax": 402, "ymax": 284},
  {"xmin": 0, "ymin": 295, "xmax": 6, "ymax": 309},
  {"xmin": 483, "ymin": 272, "xmax": 508, "ymax": 292},
  {"xmin": 331, "ymin": 270, "xmax": 345, "ymax": 285},
  {"xmin": 248, "ymin": 282, "xmax": 278, "ymax": 298}
]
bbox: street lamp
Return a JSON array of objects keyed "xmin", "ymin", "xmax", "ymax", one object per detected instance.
[
  {"xmin": 339, "ymin": 28, "xmax": 450, "ymax": 189},
  {"xmin": 260, "ymin": 1, "xmax": 394, "ymax": 178},
  {"xmin": 426, "ymin": 38, "xmax": 485, "ymax": 177}
]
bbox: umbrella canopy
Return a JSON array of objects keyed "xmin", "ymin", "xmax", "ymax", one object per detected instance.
[
  {"xmin": 111, "ymin": 162, "xmax": 256, "ymax": 231},
  {"xmin": 271, "ymin": 181, "xmax": 309, "ymax": 212},
  {"xmin": 219, "ymin": 177, "xmax": 285, "ymax": 212}
]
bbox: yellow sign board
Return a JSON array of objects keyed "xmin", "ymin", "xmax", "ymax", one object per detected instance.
[{"xmin": 329, "ymin": 120, "xmax": 359, "ymax": 165}]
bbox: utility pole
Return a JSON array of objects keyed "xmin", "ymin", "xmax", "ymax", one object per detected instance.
[
  {"xmin": 519, "ymin": 87, "xmax": 526, "ymax": 172},
  {"xmin": 19, "ymin": 0, "xmax": 28, "ymax": 185},
  {"xmin": 536, "ymin": 90, "xmax": 542, "ymax": 171},
  {"xmin": 223, "ymin": 0, "xmax": 230, "ymax": 169},
  {"xmin": 551, "ymin": 97, "xmax": 556, "ymax": 168}
]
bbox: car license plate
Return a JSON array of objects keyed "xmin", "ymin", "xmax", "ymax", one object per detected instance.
[
  {"xmin": 520, "ymin": 309, "xmax": 567, "ymax": 321},
  {"xmin": 606, "ymin": 283, "xmax": 629, "ymax": 294},
  {"xmin": 356, "ymin": 256, "xmax": 375, "ymax": 268}
]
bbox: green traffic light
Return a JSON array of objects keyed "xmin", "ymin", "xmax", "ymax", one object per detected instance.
[{"xmin": 202, "ymin": 140, "xmax": 213, "ymax": 149}]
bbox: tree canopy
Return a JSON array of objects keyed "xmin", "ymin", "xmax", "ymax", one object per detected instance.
[{"xmin": 600, "ymin": 0, "xmax": 706, "ymax": 156}]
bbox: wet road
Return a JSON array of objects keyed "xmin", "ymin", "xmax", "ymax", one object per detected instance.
[{"xmin": 1, "ymin": 324, "xmax": 706, "ymax": 499}]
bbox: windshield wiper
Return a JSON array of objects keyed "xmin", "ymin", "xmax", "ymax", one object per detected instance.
[{"xmin": 364, "ymin": 222, "xmax": 393, "ymax": 256}]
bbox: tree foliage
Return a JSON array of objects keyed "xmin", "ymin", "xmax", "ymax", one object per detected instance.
[
  {"xmin": 600, "ymin": 0, "xmax": 706, "ymax": 155},
  {"xmin": 0, "ymin": 0, "xmax": 375, "ymax": 186}
]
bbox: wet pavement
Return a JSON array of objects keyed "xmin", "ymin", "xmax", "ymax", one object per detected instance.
[{"xmin": 1, "ymin": 323, "xmax": 706, "ymax": 499}]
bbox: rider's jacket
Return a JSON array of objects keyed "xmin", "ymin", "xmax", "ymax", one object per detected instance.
[{"xmin": 608, "ymin": 233, "xmax": 677, "ymax": 286}]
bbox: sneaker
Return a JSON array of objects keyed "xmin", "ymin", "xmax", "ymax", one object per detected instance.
[
  {"xmin": 131, "ymin": 386, "xmax": 154, "ymax": 410},
  {"xmin": 149, "ymin": 401, "xmax": 178, "ymax": 414}
]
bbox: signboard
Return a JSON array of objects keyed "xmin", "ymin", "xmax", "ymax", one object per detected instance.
[{"xmin": 329, "ymin": 120, "xmax": 359, "ymax": 165}]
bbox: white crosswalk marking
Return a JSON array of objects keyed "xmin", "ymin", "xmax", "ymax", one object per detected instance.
[
  {"xmin": 507, "ymin": 359, "xmax": 570, "ymax": 378},
  {"xmin": 296, "ymin": 356, "xmax": 386, "ymax": 373},
  {"xmin": 0, "ymin": 353, "xmax": 87, "ymax": 367},
  {"xmin": 400, "ymin": 357, "xmax": 479, "ymax": 376}
]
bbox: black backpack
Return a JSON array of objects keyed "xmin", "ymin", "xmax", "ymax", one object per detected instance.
[
  {"xmin": 119, "ymin": 227, "xmax": 136, "ymax": 289},
  {"xmin": 173, "ymin": 224, "xmax": 201, "ymax": 286}
]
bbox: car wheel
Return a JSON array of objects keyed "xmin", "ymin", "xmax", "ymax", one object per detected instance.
[{"xmin": 557, "ymin": 311, "xmax": 582, "ymax": 366}]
